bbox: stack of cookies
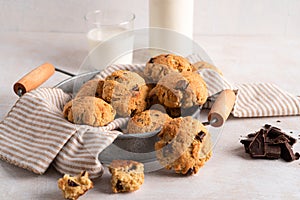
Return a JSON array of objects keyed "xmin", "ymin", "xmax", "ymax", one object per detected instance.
[{"xmin": 62, "ymin": 54, "xmax": 213, "ymax": 177}]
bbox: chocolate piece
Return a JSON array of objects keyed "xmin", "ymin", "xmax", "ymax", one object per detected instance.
[
  {"xmin": 132, "ymin": 84, "xmax": 139, "ymax": 91},
  {"xmin": 265, "ymin": 134, "xmax": 289, "ymax": 144},
  {"xmin": 265, "ymin": 144, "xmax": 281, "ymax": 159},
  {"xmin": 185, "ymin": 168, "xmax": 194, "ymax": 176},
  {"xmin": 116, "ymin": 180, "xmax": 124, "ymax": 192},
  {"xmin": 264, "ymin": 124, "xmax": 271, "ymax": 129},
  {"xmin": 248, "ymin": 129, "xmax": 265, "ymax": 158},
  {"xmin": 280, "ymin": 142, "xmax": 298, "ymax": 162},
  {"xmin": 240, "ymin": 124, "xmax": 298, "ymax": 162},
  {"xmin": 68, "ymin": 180, "xmax": 79, "ymax": 187},
  {"xmin": 195, "ymin": 131, "xmax": 206, "ymax": 142},
  {"xmin": 240, "ymin": 138, "xmax": 253, "ymax": 153}
]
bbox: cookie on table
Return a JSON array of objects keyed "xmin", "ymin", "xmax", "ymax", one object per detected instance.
[
  {"xmin": 193, "ymin": 61, "xmax": 223, "ymax": 76},
  {"xmin": 57, "ymin": 171, "xmax": 93, "ymax": 200},
  {"xmin": 63, "ymin": 96, "xmax": 116, "ymax": 127},
  {"xmin": 75, "ymin": 79, "xmax": 104, "ymax": 98},
  {"xmin": 102, "ymin": 70, "xmax": 149, "ymax": 117},
  {"xmin": 155, "ymin": 116, "xmax": 212, "ymax": 175},
  {"xmin": 151, "ymin": 71, "xmax": 208, "ymax": 108},
  {"xmin": 127, "ymin": 109, "xmax": 171, "ymax": 134},
  {"xmin": 144, "ymin": 54, "xmax": 195, "ymax": 82},
  {"xmin": 108, "ymin": 160, "xmax": 144, "ymax": 193}
]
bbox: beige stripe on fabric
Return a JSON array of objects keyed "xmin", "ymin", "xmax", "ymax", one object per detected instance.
[
  {"xmin": 53, "ymin": 128, "xmax": 121, "ymax": 178},
  {"xmin": 232, "ymin": 83, "xmax": 300, "ymax": 117},
  {"xmin": 0, "ymin": 88, "xmax": 76, "ymax": 174}
]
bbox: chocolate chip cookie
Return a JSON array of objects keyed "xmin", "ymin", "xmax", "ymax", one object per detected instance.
[
  {"xmin": 57, "ymin": 171, "xmax": 93, "ymax": 200},
  {"xmin": 127, "ymin": 109, "xmax": 171, "ymax": 134},
  {"xmin": 75, "ymin": 79, "xmax": 104, "ymax": 98},
  {"xmin": 63, "ymin": 96, "xmax": 116, "ymax": 127},
  {"xmin": 150, "ymin": 71, "xmax": 208, "ymax": 108},
  {"xmin": 108, "ymin": 160, "xmax": 144, "ymax": 193},
  {"xmin": 102, "ymin": 70, "xmax": 149, "ymax": 117},
  {"xmin": 144, "ymin": 54, "xmax": 195, "ymax": 82},
  {"xmin": 155, "ymin": 116, "xmax": 212, "ymax": 175}
]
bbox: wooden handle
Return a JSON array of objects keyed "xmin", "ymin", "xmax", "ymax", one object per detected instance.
[
  {"xmin": 208, "ymin": 89, "xmax": 236, "ymax": 127},
  {"xmin": 13, "ymin": 63, "xmax": 55, "ymax": 96}
]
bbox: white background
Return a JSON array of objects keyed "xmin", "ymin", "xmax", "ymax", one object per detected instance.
[{"xmin": 1, "ymin": 0, "xmax": 300, "ymax": 36}]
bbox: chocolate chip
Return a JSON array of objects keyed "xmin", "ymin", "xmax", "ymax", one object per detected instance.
[
  {"xmin": 276, "ymin": 120, "xmax": 281, "ymax": 123},
  {"xmin": 195, "ymin": 131, "xmax": 206, "ymax": 142},
  {"xmin": 81, "ymin": 171, "xmax": 86, "ymax": 176},
  {"xmin": 149, "ymin": 57, "xmax": 155, "ymax": 63},
  {"xmin": 132, "ymin": 84, "xmax": 139, "ymax": 91},
  {"xmin": 116, "ymin": 180, "xmax": 123, "ymax": 192},
  {"xmin": 113, "ymin": 75, "xmax": 120, "ymax": 81},
  {"xmin": 129, "ymin": 165, "xmax": 137, "ymax": 171},
  {"xmin": 130, "ymin": 109, "xmax": 138, "ymax": 117},
  {"xmin": 68, "ymin": 180, "xmax": 79, "ymax": 187},
  {"xmin": 185, "ymin": 168, "xmax": 194, "ymax": 176},
  {"xmin": 137, "ymin": 118, "xmax": 144, "ymax": 123},
  {"xmin": 175, "ymin": 80, "xmax": 189, "ymax": 91}
]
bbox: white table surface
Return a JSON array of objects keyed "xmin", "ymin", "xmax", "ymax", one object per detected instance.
[{"xmin": 0, "ymin": 32, "xmax": 300, "ymax": 200}]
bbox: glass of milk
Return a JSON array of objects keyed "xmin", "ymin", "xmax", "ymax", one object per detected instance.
[{"xmin": 85, "ymin": 10, "xmax": 135, "ymax": 69}]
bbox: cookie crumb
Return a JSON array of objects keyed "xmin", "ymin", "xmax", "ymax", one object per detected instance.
[{"xmin": 57, "ymin": 171, "xmax": 93, "ymax": 200}]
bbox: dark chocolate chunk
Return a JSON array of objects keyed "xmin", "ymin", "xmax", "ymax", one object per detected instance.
[
  {"xmin": 81, "ymin": 171, "xmax": 86, "ymax": 177},
  {"xmin": 280, "ymin": 142, "xmax": 297, "ymax": 162},
  {"xmin": 185, "ymin": 168, "xmax": 194, "ymax": 176},
  {"xmin": 265, "ymin": 144, "xmax": 281, "ymax": 159},
  {"xmin": 129, "ymin": 165, "xmax": 137, "ymax": 171},
  {"xmin": 240, "ymin": 138, "xmax": 254, "ymax": 153},
  {"xmin": 195, "ymin": 131, "xmax": 206, "ymax": 142},
  {"xmin": 264, "ymin": 124, "xmax": 271, "ymax": 129},
  {"xmin": 116, "ymin": 180, "xmax": 124, "ymax": 192},
  {"xmin": 295, "ymin": 152, "xmax": 300, "ymax": 160},
  {"xmin": 241, "ymin": 124, "xmax": 298, "ymax": 162},
  {"xmin": 149, "ymin": 57, "xmax": 155, "ymax": 63},
  {"xmin": 249, "ymin": 129, "xmax": 265, "ymax": 158},
  {"xmin": 265, "ymin": 134, "xmax": 289, "ymax": 144},
  {"xmin": 132, "ymin": 84, "xmax": 139, "ymax": 91},
  {"xmin": 247, "ymin": 133, "xmax": 257, "ymax": 138},
  {"xmin": 68, "ymin": 180, "xmax": 79, "ymax": 187},
  {"xmin": 130, "ymin": 109, "xmax": 138, "ymax": 117}
]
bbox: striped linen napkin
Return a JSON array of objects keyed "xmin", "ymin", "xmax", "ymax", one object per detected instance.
[{"xmin": 0, "ymin": 88, "xmax": 124, "ymax": 178}]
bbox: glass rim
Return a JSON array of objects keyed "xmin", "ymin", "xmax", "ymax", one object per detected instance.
[{"xmin": 84, "ymin": 10, "xmax": 135, "ymax": 27}]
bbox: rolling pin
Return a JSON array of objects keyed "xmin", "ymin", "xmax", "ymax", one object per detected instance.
[
  {"xmin": 13, "ymin": 63, "xmax": 55, "ymax": 96},
  {"xmin": 204, "ymin": 89, "xmax": 236, "ymax": 127}
]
